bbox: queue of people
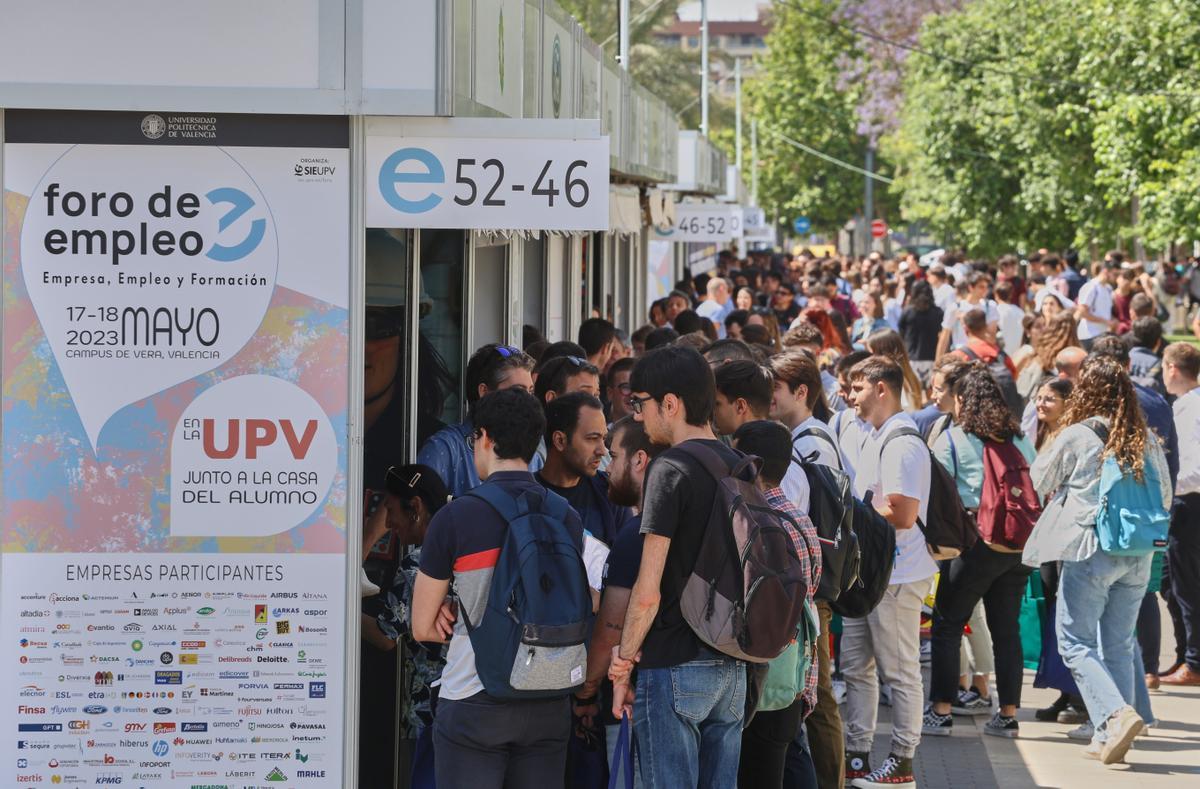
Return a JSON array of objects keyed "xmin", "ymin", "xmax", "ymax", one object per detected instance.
[{"xmin": 359, "ymin": 246, "xmax": 1199, "ymax": 788}]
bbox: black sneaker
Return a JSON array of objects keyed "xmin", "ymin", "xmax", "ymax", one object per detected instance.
[
  {"xmin": 845, "ymin": 751, "xmax": 872, "ymax": 782},
  {"xmin": 1035, "ymin": 694, "xmax": 1069, "ymax": 722},
  {"xmin": 984, "ymin": 712, "xmax": 1019, "ymax": 739},
  {"xmin": 922, "ymin": 707, "xmax": 953, "ymax": 736},
  {"xmin": 851, "ymin": 753, "xmax": 916, "ymax": 788},
  {"xmin": 951, "ymin": 687, "xmax": 993, "ymax": 716}
]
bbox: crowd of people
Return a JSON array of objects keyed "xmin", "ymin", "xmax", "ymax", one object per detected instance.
[{"xmin": 360, "ymin": 245, "xmax": 1200, "ymax": 789}]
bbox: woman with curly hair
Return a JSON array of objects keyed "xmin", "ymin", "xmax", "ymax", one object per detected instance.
[
  {"xmin": 1016, "ymin": 312, "xmax": 1079, "ymax": 402},
  {"xmin": 1024, "ymin": 355, "xmax": 1172, "ymax": 765},
  {"xmin": 921, "ymin": 364, "xmax": 1038, "ymax": 740},
  {"xmin": 865, "ymin": 328, "xmax": 926, "ymax": 411}
]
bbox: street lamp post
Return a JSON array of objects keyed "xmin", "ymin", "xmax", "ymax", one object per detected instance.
[
  {"xmin": 735, "ymin": 58, "xmax": 742, "ymax": 172},
  {"xmin": 700, "ymin": 0, "xmax": 709, "ymax": 135},
  {"xmin": 619, "ymin": 0, "xmax": 630, "ymax": 70}
]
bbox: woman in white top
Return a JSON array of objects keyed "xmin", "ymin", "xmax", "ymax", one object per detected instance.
[{"xmin": 1024, "ymin": 356, "xmax": 1172, "ymax": 765}]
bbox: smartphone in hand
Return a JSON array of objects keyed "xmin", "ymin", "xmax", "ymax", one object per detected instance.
[{"xmin": 365, "ymin": 490, "xmax": 385, "ymax": 517}]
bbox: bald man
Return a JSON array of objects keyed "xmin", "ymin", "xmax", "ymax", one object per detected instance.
[{"xmin": 1021, "ymin": 346, "xmax": 1087, "ymax": 436}]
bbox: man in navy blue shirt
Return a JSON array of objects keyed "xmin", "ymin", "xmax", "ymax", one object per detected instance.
[{"xmin": 574, "ymin": 416, "xmax": 665, "ymax": 787}]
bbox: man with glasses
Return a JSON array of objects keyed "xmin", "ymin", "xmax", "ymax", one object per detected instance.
[
  {"xmin": 416, "ymin": 343, "xmax": 535, "ymax": 497},
  {"xmin": 609, "ymin": 345, "xmax": 747, "ymax": 787}
]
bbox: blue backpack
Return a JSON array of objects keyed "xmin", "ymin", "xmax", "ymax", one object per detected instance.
[
  {"xmin": 462, "ymin": 483, "xmax": 592, "ymax": 698},
  {"xmin": 1084, "ymin": 420, "xmax": 1170, "ymax": 556}
]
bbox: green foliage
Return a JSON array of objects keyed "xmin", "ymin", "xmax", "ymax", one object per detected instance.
[
  {"xmin": 745, "ymin": 0, "xmax": 886, "ymax": 231},
  {"xmin": 891, "ymin": 0, "xmax": 1200, "ymax": 255}
]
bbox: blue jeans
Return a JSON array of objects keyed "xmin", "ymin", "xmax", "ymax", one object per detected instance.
[
  {"xmin": 1057, "ymin": 550, "xmax": 1152, "ymax": 738},
  {"xmin": 633, "ymin": 650, "xmax": 746, "ymax": 788}
]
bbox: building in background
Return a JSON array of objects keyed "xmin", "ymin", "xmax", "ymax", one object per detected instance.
[{"xmin": 653, "ymin": 1, "xmax": 771, "ymax": 98}]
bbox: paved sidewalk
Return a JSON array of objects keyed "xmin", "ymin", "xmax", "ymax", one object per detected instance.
[{"xmin": 858, "ymin": 602, "xmax": 1200, "ymax": 788}]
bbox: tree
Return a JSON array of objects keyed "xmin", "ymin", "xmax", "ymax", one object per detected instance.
[
  {"xmin": 834, "ymin": 0, "xmax": 964, "ymax": 144},
  {"xmin": 889, "ymin": 0, "xmax": 1200, "ymax": 255},
  {"xmin": 745, "ymin": 0, "xmax": 886, "ymax": 231}
]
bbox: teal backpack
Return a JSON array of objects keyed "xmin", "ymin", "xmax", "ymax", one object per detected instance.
[
  {"xmin": 756, "ymin": 598, "xmax": 819, "ymax": 712},
  {"xmin": 1084, "ymin": 420, "xmax": 1170, "ymax": 556}
]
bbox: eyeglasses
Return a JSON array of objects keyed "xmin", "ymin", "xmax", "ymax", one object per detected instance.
[
  {"xmin": 615, "ymin": 381, "xmax": 633, "ymax": 395},
  {"xmin": 466, "ymin": 428, "xmax": 482, "ymax": 451},
  {"xmin": 626, "ymin": 394, "xmax": 655, "ymax": 415}
]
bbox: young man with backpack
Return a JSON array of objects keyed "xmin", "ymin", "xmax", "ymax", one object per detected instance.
[
  {"xmin": 609, "ymin": 345, "xmax": 800, "ymax": 787},
  {"xmin": 412, "ymin": 388, "xmax": 591, "ymax": 786},
  {"xmin": 731, "ymin": 420, "xmax": 822, "ymax": 789},
  {"xmin": 712, "ymin": 360, "xmax": 774, "ymax": 436},
  {"xmin": 950, "ymin": 309, "xmax": 1023, "ymax": 419},
  {"xmin": 772, "ymin": 349, "xmax": 850, "ymax": 789},
  {"xmin": 920, "ymin": 366, "xmax": 1038, "ymax": 740},
  {"xmin": 842, "ymin": 358, "xmax": 937, "ymax": 789}
]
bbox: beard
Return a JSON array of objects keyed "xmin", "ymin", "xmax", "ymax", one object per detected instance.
[{"xmin": 608, "ymin": 466, "xmax": 640, "ymax": 508}]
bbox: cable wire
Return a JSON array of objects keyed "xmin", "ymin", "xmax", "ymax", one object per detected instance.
[{"xmin": 761, "ymin": 125, "xmax": 895, "ymax": 183}]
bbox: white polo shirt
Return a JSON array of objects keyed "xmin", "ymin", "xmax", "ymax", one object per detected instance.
[
  {"xmin": 1076, "ymin": 278, "xmax": 1113, "ymax": 340},
  {"xmin": 942, "ymin": 298, "xmax": 1000, "ymax": 349},
  {"xmin": 854, "ymin": 412, "xmax": 937, "ymax": 585}
]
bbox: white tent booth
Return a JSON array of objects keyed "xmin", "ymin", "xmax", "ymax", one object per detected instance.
[{"xmin": 0, "ymin": 1, "xmax": 688, "ymax": 787}]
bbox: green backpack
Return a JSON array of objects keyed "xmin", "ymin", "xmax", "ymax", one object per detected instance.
[{"xmin": 756, "ymin": 599, "xmax": 820, "ymax": 712}]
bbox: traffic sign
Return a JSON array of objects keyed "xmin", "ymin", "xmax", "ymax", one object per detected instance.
[
  {"xmin": 870, "ymin": 219, "xmax": 887, "ymax": 239},
  {"xmin": 793, "ymin": 216, "xmax": 810, "ymax": 234}
]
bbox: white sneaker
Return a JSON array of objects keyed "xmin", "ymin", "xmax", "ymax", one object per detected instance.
[
  {"xmin": 1067, "ymin": 721, "xmax": 1094, "ymax": 741},
  {"xmin": 1100, "ymin": 706, "xmax": 1144, "ymax": 765}
]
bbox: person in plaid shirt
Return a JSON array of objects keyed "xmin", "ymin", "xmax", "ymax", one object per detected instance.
[{"xmin": 732, "ymin": 419, "xmax": 822, "ymax": 787}]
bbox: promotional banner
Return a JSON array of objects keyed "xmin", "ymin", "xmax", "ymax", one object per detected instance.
[
  {"xmin": 366, "ymin": 132, "xmax": 610, "ymax": 231},
  {"xmin": 651, "ymin": 202, "xmax": 743, "ymax": 243},
  {"xmin": 2, "ymin": 110, "xmax": 350, "ymax": 788}
]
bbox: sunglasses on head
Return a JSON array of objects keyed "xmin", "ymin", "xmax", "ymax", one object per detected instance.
[{"xmin": 492, "ymin": 345, "xmax": 521, "ymax": 359}]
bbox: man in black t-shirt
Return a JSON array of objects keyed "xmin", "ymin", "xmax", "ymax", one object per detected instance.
[{"xmin": 608, "ymin": 346, "xmax": 747, "ymax": 788}]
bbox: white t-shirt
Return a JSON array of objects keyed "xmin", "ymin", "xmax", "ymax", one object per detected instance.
[
  {"xmin": 996, "ymin": 302, "xmax": 1026, "ymax": 356},
  {"xmin": 1076, "ymin": 279, "xmax": 1113, "ymax": 340},
  {"xmin": 792, "ymin": 417, "xmax": 842, "ymax": 469},
  {"xmin": 780, "ymin": 462, "xmax": 812, "ymax": 516},
  {"xmin": 942, "ymin": 298, "xmax": 1000, "ymax": 349},
  {"xmin": 933, "ymin": 283, "xmax": 957, "ymax": 313},
  {"xmin": 830, "ymin": 408, "xmax": 868, "ymax": 484},
  {"xmin": 853, "ymin": 412, "xmax": 937, "ymax": 585}
]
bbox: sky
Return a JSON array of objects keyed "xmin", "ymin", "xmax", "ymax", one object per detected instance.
[{"xmin": 676, "ymin": 0, "xmax": 770, "ymax": 22}]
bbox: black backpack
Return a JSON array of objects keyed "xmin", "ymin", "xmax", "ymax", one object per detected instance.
[
  {"xmin": 961, "ymin": 346, "xmax": 1023, "ymax": 420},
  {"xmin": 830, "ymin": 491, "xmax": 896, "ymax": 618},
  {"xmin": 675, "ymin": 443, "xmax": 809, "ymax": 663},
  {"xmin": 791, "ymin": 430, "xmax": 861, "ymax": 604},
  {"xmin": 881, "ymin": 427, "xmax": 979, "ymax": 560}
]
